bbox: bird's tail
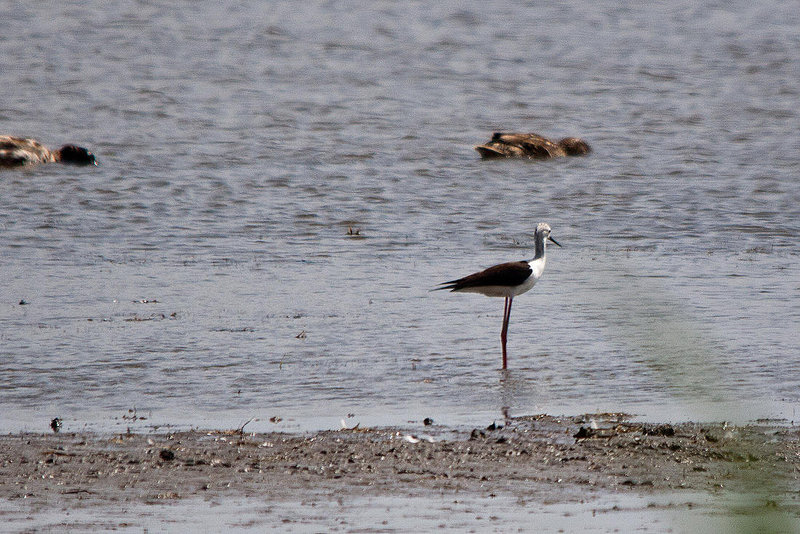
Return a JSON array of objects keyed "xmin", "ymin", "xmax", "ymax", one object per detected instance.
[{"xmin": 431, "ymin": 281, "xmax": 458, "ymax": 292}]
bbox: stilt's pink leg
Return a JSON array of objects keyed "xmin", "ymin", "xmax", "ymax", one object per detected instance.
[{"xmin": 501, "ymin": 296, "xmax": 513, "ymax": 369}]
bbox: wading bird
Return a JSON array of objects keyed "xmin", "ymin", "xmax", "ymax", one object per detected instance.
[{"xmin": 435, "ymin": 223, "xmax": 560, "ymax": 369}]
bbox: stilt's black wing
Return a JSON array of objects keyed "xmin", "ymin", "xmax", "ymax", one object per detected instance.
[{"xmin": 436, "ymin": 261, "xmax": 532, "ymax": 291}]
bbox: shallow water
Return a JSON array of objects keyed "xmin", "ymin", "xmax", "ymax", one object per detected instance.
[
  {"xmin": 5, "ymin": 490, "xmax": 791, "ymax": 534},
  {"xmin": 1, "ymin": 0, "xmax": 799, "ymax": 433}
]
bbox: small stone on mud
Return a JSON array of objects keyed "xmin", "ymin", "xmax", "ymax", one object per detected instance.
[
  {"xmin": 643, "ymin": 424, "xmax": 675, "ymax": 437},
  {"xmin": 470, "ymin": 429, "xmax": 486, "ymax": 440}
]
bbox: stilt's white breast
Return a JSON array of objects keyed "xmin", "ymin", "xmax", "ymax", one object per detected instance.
[
  {"xmin": 529, "ymin": 256, "xmax": 546, "ymax": 281},
  {"xmin": 510, "ymin": 257, "xmax": 546, "ymax": 296}
]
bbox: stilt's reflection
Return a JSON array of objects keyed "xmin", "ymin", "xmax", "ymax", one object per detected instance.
[{"xmin": 497, "ymin": 366, "xmax": 539, "ymax": 423}]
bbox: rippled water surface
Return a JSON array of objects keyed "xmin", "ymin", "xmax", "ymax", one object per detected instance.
[{"xmin": 1, "ymin": 0, "xmax": 798, "ymax": 433}]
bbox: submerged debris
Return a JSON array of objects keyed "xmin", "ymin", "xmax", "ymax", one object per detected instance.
[{"xmin": 124, "ymin": 313, "xmax": 176, "ymax": 322}]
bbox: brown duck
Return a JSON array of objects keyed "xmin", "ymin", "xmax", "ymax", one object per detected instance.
[
  {"xmin": 475, "ymin": 132, "xmax": 591, "ymax": 159},
  {"xmin": 0, "ymin": 136, "xmax": 97, "ymax": 168}
]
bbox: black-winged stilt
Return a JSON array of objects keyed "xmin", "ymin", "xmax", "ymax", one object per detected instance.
[{"xmin": 435, "ymin": 222, "xmax": 561, "ymax": 369}]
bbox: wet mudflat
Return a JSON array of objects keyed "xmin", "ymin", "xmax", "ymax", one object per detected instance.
[{"xmin": 1, "ymin": 414, "xmax": 798, "ymax": 532}]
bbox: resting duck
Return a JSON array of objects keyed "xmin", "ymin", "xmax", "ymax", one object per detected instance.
[
  {"xmin": 475, "ymin": 132, "xmax": 591, "ymax": 159},
  {"xmin": 0, "ymin": 136, "xmax": 97, "ymax": 167}
]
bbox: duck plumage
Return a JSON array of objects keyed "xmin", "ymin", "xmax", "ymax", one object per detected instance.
[
  {"xmin": 475, "ymin": 132, "xmax": 590, "ymax": 159},
  {"xmin": 0, "ymin": 136, "xmax": 97, "ymax": 167}
]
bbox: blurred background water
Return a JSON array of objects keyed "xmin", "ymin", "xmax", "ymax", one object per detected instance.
[{"xmin": 1, "ymin": 0, "xmax": 798, "ymax": 433}]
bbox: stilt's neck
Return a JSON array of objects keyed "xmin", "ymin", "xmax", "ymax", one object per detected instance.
[{"xmin": 532, "ymin": 230, "xmax": 546, "ymax": 260}]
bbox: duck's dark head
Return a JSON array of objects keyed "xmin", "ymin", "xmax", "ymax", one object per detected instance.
[
  {"xmin": 558, "ymin": 137, "xmax": 591, "ymax": 156},
  {"xmin": 57, "ymin": 145, "xmax": 97, "ymax": 165}
]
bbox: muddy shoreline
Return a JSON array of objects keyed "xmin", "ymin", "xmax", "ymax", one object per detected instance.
[{"xmin": 2, "ymin": 414, "xmax": 798, "ymax": 531}]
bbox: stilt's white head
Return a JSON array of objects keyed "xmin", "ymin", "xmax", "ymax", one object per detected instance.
[{"xmin": 536, "ymin": 222, "xmax": 561, "ymax": 248}]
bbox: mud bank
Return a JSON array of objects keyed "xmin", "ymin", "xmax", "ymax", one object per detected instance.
[{"xmin": 1, "ymin": 414, "xmax": 798, "ymax": 532}]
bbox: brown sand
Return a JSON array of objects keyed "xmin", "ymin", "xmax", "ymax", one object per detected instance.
[{"xmin": 1, "ymin": 414, "xmax": 798, "ymax": 531}]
